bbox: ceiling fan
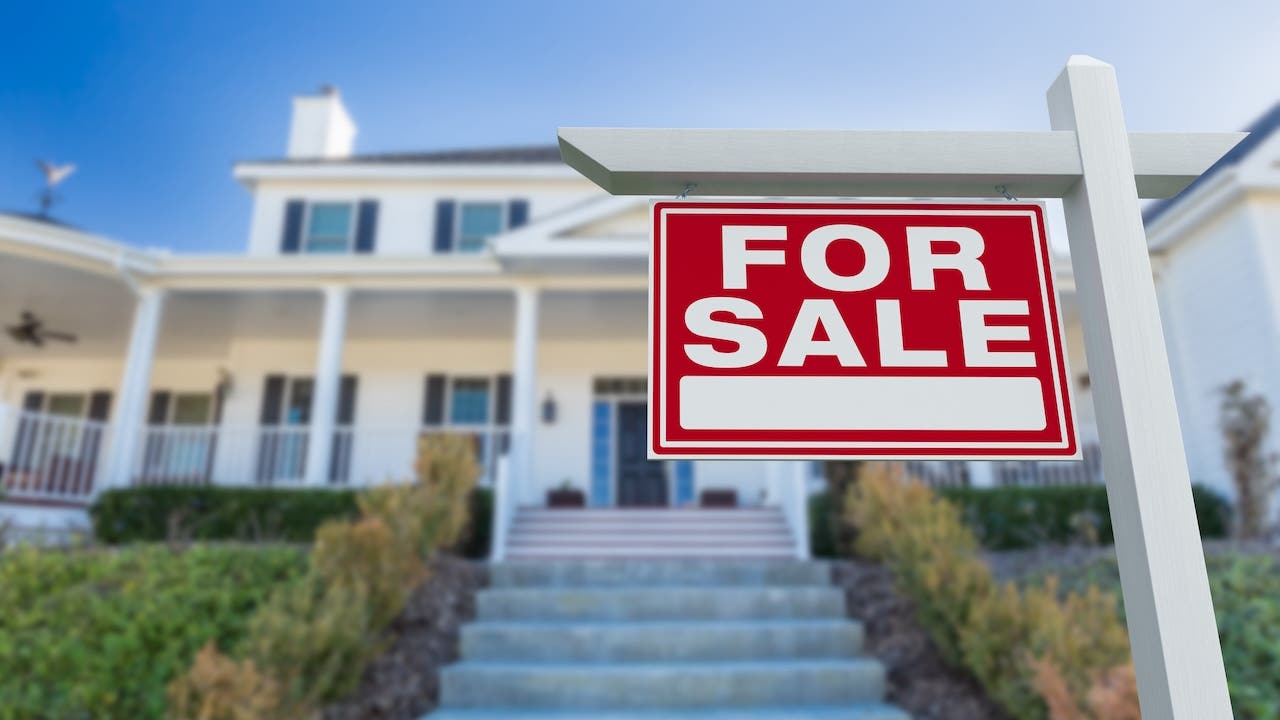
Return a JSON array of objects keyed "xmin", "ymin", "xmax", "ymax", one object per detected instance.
[{"xmin": 6, "ymin": 311, "xmax": 77, "ymax": 347}]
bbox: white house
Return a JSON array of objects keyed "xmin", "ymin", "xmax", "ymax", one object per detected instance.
[{"xmin": 4, "ymin": 87, "xmax": 1269, "ymax": 554}]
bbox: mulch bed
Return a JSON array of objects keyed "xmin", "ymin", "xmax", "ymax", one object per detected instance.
[
  {"xmin": 831, "ymin": 560, "xmax": 1010, "ymax": 720},
  {"xmin": 323, "ymin": 554, "xmax": 487, "ymax": 720}
]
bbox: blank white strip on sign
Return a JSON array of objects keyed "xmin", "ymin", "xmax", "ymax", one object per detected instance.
[{"xmin": 679, "ymin": 375, "xmax": 1047, "ymax": 431}]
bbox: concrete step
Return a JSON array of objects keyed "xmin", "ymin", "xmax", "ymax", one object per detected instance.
[
  {"xmin": 461, "ymin": 619, "xmax": 863, "ymax": 662},
  {"xmin": 515, "ymin": 509, "xmax": 786, "ymax": 520},
  {"xmin": 489, "ymin": 560, "xmax": 830, "ymax": 588},
  {"xmin": 439, "ymin": 659, "xmax": 887, "ymax": 709},
  {"xmin": 505, "ymin": 545, "xmax": 797, "ymax": 560},
  {"xmin": 510, "ymin": 519, "xmax": 792, "ymax": 532},
  {"xmin": 504, "ymin": 527, "xmax": 793, "ymax": 538},
  {"xmin": 476, "ymin": 587, "xmax": 845, "ymax": 622},
  {"xmin": 427, "ymin": 705, "xmax": 910, "ymax": 719}
]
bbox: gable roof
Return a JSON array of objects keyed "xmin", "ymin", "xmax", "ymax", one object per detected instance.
[
  {"xmin": 1143, "ymin": 101, "xmax": 1280, "ymax": 227},
  {"xmin": 249, "ymin": 144, "xmax": 564, "ymax": 166}
]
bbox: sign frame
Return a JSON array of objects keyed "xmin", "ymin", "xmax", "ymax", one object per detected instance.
[{"xmin": 559, "ymin": 56, "xmax": 1243, "ymax": 719}]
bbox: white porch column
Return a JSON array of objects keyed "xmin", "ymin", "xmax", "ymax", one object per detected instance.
[
  {"xmin": 510, "ymin": 285, "xmax": 539, "ymax": 504},
  {"xmin": 102, "ymin": 286, "xmax": 166, "ymax": 490},
  {"xmin": 304, "ymin": 285, "xmax": 349, "ymax": 486}
]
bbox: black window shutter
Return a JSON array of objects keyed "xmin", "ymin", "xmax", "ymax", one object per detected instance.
[
  {"xmin": 147, "ymin": 391, "xmax": 171, "ymax": 425},
  {"xmin": 495, "ymin": 374, "xmax": 513, "ymax": 425},
  {"xmin": 354, "ymin": 200, "xmax": 378, "ymax": 254},
  {"xmin": 21, "ymin": 391, "xmax": 44, "ymax": 413},
  {"xmin": 281, "ymin": 200, "xmax": 305, "ymax": 254},
  {"xmin": 508, "ymin": 199, "xmax": 530, "ymax": 229},
  {"xmin": 337, "ymin": 375, "xmax": 358, "ymax": 424},
  {"xmin": 423, "ymin": 374, "xmax": 446, "ymax": 425},
  {"xmin": 433, "ymin": 200, "xmax": 456, "ymax": 253},
  {"xmin": 87, "ymin": 391, "xmax": 112, "ymax": 421},
  {"xmin": 259, "ymin": 375, "xmax": 287, "ymax": 425}
]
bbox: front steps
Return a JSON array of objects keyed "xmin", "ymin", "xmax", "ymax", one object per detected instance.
[
  {"xmin": 426, "ymin": 560, "xmax": 909, "ymax": 719},
  {"xmin": 503, "ymin": 508, "xmax": 799, "ymax": 560}
]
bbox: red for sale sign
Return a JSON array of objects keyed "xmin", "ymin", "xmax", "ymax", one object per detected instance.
[{"xmin": 649, "ymin": 201, "xmax": 1078, "ymax": 459}]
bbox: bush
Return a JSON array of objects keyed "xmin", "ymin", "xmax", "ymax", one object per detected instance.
[
  {"xmin": 1210, "ymin": 554, "xmax": 1280, "ymax": 718},
  {"xmin": 0, "ymin": 544, "xmax": 306, "ymax": 720},
  {"xmin": 822, "ymin": 482, "xmax": 1230, "ymax": 551},
  {"xmin": 168, "ymin": 433, "xmax": 480, "ymax": 720},
  {"xmin": 809, "ymin": 491, "xmax": 836, "ymax": 558},
  {"xmin": 847, "ymin": 463, "xmax": 1136, "ymax": 719},
  {"xmin": 91, "ymin": 486, "xmax": 360, "ymax": 544}
]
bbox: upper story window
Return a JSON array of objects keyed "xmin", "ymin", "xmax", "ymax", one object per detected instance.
[
  {"xmin": 281, "ymin": 199, "xmax": 378, "ymax": 255},
  {"xmin": 434, "ymin": 198, "xmax": 529, "ymax": 254},
  {"xmin": 305, "ymin": 203, "xmax": 354, "ymax": 253},
  {"xmin": 458, "ymin": 202, "xmax": 505, "ymax": 253}
]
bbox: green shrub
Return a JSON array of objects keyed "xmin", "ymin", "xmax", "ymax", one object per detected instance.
[
  {"xmin": 0, "ymin": 544, "xmax": 306, "ymax": 720},
  {"xmin": 847, "ymin": 481, "xmax": 1228, "ymax": 550},
  {"xmin": 847, "ymin": 463, "xmax": 1137, "ymax": 719},
  {"xmin": 168, "ymin": 433, "xmax": 481, "ymax": 720},
  {"xmin": 809, "ymin": 491, "xmax": 836, "ymax": 558},
  {"xmin": 457, "ymin": 486, "xmax": 493, "ymax": 559},
  {"xmin": 90, "ymin": 486, "xmax": 360, "ymax": 544},
  {"xmin": 1049, "ymin": 553, "xmax": 1280, "ymax": 719}
]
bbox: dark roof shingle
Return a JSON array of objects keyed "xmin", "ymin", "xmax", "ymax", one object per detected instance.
[{"xmin": 253, "ymin": 144, "xmax": 564, "ymax": 166}]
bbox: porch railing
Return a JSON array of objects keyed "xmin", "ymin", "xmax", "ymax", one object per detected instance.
[
  {"xmin": 126, "ymin": 423, "xmax": 507, "ymax": 489},
  {"xmin": 0, "ymin": 410, "xmax": 109, "ymax": 504}
]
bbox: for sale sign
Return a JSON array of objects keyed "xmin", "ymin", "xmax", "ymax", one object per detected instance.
[{"xmin": 649, "ymin": 201, "xmax": 1078, "ymax": 459}]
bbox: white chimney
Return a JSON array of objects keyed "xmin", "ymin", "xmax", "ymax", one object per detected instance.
[{"xmin": 287, "ymin": 85, "xmax": 356, "ymax": 159}]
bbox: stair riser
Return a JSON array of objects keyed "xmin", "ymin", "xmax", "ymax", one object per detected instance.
[
  {"xmin": 428, "ymin": 709, "xmax": 912, "ymax": 720},
  {"xmin": 462, "ymin": 623, "xmax": 863, "ymax": 661},
  {"xmin": 440, "ymin": 663, "xmax": 887, "ymax": 708},
  {"xmin": 477, "ymin": 588, "xmax": 846, "ymax": 621},
  {"xmin": 489, "ymin": 561, "xmax": 831, "ymax": 588}
]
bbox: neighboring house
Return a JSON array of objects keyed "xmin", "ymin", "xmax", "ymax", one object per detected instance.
[{"xmin": 0, "ymin": 87, "xmax": 1266, "ymax": 553}]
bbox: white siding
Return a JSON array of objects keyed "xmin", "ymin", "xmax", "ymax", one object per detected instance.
[
  {"xmin": 1156, "ymin": 198, "xmax": 1280, "ymax": 499},
  {"xmin": 245, "ymin": 179, "xmax": 601, "ymax": 257}
]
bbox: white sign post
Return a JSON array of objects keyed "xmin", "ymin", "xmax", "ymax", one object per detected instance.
[{"xmin": 559, "ymin": 56, "xmax": 1241, "ymax": 718}]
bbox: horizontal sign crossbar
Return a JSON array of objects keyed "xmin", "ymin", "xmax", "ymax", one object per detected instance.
[{"xmin": 559, "ymin": 128, "xmax": 1246, "ymax": 200}]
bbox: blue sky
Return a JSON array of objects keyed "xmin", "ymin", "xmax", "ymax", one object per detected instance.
[{"xmin": 2, "ymin": 1, "xmax": 1278, "ymax": 252}]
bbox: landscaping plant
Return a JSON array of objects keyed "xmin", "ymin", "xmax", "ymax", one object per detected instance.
[
  {"xmin": 846, "ymin": 463, "xmax": 1137, "ymax": 720},
  {"xmin": 1220, "ymin": 379, "xmax": 1278, "ymax": 539},
  {"xmin": 0, "ymin": 544, "xmax": 306, "ymax": 720},
  {"xmin": 168, "ymin": 432, "xmax": 479, "ymax": 720}
]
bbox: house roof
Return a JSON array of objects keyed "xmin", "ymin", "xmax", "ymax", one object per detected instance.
[
  {"xmin": 249, "ymin": 144, "xmax": 564, "ymax": 166},
  {"xmin": 1143, "ymin": 101, "xmax": 1280, "ymax": 227},
  {"xmin": 0, "ymin": 210, "xmax": 79, "ymax": 229}
]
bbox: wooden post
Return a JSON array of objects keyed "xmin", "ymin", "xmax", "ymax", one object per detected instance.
[{"xmin": 1048, "ymin": 55, "xmax": 1231, "ymax": 718}]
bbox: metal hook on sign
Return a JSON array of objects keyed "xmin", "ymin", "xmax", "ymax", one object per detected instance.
[
  {"xmin": 995, "ymin": 184, "xmax": 1019, "ymax": 201},
  {"xmin": 677, "ymin": 183, "xmax": 697, "ymax": 199}
]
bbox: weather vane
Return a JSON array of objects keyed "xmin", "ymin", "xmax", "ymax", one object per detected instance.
[{"xmin": 35, "ymin": 159, "xmax": 76, "ymax": 217}]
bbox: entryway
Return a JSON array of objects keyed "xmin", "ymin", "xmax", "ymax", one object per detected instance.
[{"xmin": 615, "ymin": 401, "xmax": 667, "ymax": 506}]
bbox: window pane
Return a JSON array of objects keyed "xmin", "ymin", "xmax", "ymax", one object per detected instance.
[
  {"xmin": 47, "ymin": 394, "xmax": 86, "ymax": 417},
  {"xmin": 450, "ymin": 379, "xmax": 490, "ymax": 424},
  {"xmin": 287, "ymin": 379, "xmax": 313, "ymax": 425},
  {"xmin": 307, "ymin": 203, "xmax": 352, "ymax": 252},
  {"xmin": 458, "ymin": 203, "xmax": 503, "ymax": 253},
  {"xmin": 172, "ymin": 394, "xmax": 212, "ymax": 425}
]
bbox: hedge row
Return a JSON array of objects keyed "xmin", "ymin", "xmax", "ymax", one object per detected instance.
[
  {"xmin": 811, "ymin": 481, "xmax": 1231, "ymax": 554},
  {"xmin": 90, "ymin": 485, "xmax": 494, "ymax": 557}
]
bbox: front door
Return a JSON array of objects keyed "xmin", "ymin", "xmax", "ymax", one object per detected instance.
[{"xmin": 616, "ymin": 401, "xmax": 667, "ymax": 506}]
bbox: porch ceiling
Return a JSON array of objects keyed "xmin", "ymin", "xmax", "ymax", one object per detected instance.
[{"xmin": 0, "ymin": 254, "xmax": 135, "ymax": 357}]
